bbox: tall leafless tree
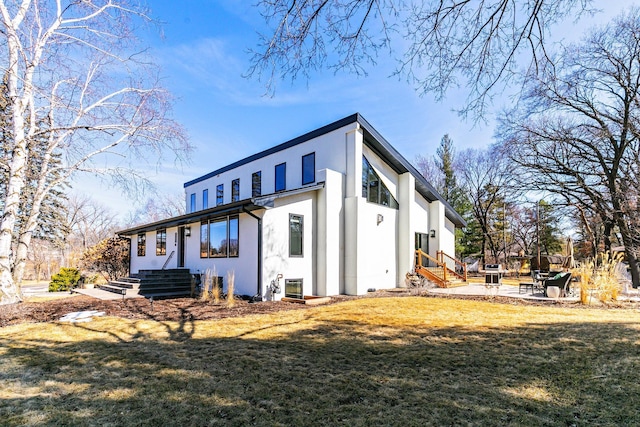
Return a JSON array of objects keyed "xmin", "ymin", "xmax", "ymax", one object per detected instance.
[
  {"xmin": 497, "ymin": 8, "xmax": 640, "ymax": 287},
  {"xmin": 0, "ymin": 1, "xmax": 190, "ymax": 304},
  {"xmin": 249, "ymin": 0, "xmax": 594, "ymax": 117}
]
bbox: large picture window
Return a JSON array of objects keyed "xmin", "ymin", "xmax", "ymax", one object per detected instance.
[
  {"xmin": 216, "ymin": 184, "xmax": 224, "ymax": 206},
  {"xmin": 275, "ymin": 162, "xmax": 286, "ymax": 192},
  {"xmin": 200, "ymin": 216, "xmax": 239, "ymax": 258},
  {"xmin": 252, "ymin": 171, "xmax": 261, "ymax": 197},
  {"xmin": 137, "ymin": 233, "xmax": 146, "ymax": 257},
  {"xmin": 209, "ymin": 219, "xmax": 227, "ymax": 257},
  {"xmin": 362, "ymin": 156, "xmax": 399, "ymax": 209},
  {"xmin": 232, "ymin": 178, "xmax": 240, "ymax": 202},
  {"xmin": 156, "ymin": 229, "xmax": 166, "ymax": 256},
  {"xmin": 302, "ymin": 152, "xmax": 315, "ymax": 185},
  {"xmin": 289, "ymin": 214, "xmax": 303, "ymax": 257}
]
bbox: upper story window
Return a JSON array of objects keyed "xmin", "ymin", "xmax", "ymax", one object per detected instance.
[
  {"xmin": 156, "ymin": 229, "xmax": 167, "ymax": 256},
  {"xmin": 362, "ymin": 156, "xmax": 399, "ymax": 209},
  {"xmin": 137, "ymin": 233, "xmax": 146, "ymax": 257},
  {"xmin": 232, "ymin": 178, "xmax": 240, "ymax": 202},
  {"xmin": 302, "ymin": 153, "xmax": 315, "ymax": 185},
  {"xmin": 252, "ymin": 171, "xmax": 261, "ymax": 197},
  {"xmin": 203, "ymin": 189, "xmax": 209, "ymax": 209},
  {"xmin": 216, "ymin": 184, "xmax": 224, "ymax": 206},
  {"xmin": 275, "ymin": 162, "xmax": 286, "ymax": 192},
  {"xmin": 189, "ymin": 193, "xmax": 196, "ymax": 213}
]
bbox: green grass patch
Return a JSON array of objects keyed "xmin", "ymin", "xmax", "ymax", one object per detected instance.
[{"xmin": 1, "ymin": 297, "xmax": 639, "ymax": 426}]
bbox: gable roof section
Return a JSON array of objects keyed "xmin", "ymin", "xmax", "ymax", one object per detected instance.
[{"xmin": 184, "ymin": 113, "xmax": 466, "ymax": 227}]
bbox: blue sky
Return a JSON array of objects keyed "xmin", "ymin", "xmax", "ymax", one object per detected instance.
[{"xmin": 76, "ymin": 0, "xmax": 635, "ymax": 220}]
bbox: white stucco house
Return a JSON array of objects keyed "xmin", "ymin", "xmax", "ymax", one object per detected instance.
[{"xmin": 118, "ymin": 113, "xmax": 466, "ymax": 300}]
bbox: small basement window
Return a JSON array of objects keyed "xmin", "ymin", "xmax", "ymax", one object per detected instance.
[{"xmin": 285, "ymin": 278, "xmax": 303, "ymax": 299}]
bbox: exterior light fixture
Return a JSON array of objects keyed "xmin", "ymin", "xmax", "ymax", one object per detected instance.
[
  {"xmin": 377, "ymin": 214, "xmax": 384, "ymax": 225},
  {"xmin": 430, "ymin": 229, "xmax": 436, "ymax": 238},
  {"xmin": 185, "ymin": 227, "xmax": 191, "ymax": 237}
]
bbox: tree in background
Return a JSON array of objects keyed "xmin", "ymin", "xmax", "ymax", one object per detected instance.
[
  {"xmin": 80, "ymin": 237, "xmax": 129, "ymax": 282},
  {"xmin": 125, "ymin": 192, "xmax": 186, "ymax": 227},
  {"xmin": 498, "ymin": 8, "xmax": 640, "ymax": 287},
  {"xmin": 0, "ymin": 1, "xmax": 190, "ymax": 304},
  {"xmin": 417, "ymin": 134, "xmax": 475, "ymax": 258},
  {"xmin": 456, "ymin": 147, "xmax": 515, "ymax": 265},
  {"xmin": 249, "ymin": 0, "xmax": 594, "ymax": 117}
]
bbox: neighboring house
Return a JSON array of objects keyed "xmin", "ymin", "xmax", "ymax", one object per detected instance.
[{"xmin": 118, "ymin": 113, "xmax": 466, "ymax": 300}]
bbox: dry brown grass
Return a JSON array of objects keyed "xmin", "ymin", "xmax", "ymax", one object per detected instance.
[{"xmin": 1, "ymin": 297, "xmax": 639, "ymax": 426}]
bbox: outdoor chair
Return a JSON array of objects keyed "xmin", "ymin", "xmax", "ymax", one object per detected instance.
[{"xmin": 543, "ymin": 272, "xmax": 572, "ymax": 297}]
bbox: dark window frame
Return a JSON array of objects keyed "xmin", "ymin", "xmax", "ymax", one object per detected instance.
[
  {"xmin": 231, "ymin": 178, "xmax": 240, "ymax": 202},
  {"xmin": 209, "ymin": 218, "xmax": 228, "ymax": 258},
  {"xmin": 216, "ymin": 184, "xmax": 224, "ymax": 206},
  {"xmin": 289, "ymin": 214, "xmax": 303, "ymax": 257},
  {"xmin": 362, "ymin": 156, "xmax": 399, "ymax": 209},
  {"xmin": 252, "ymin": 171, "xmax": 262, "ymax": 197},
  {"xmin": 189, "ymin": 193, "xmax": 196, "ymax": 213},
  {"xmin": 285, "ymin": 278, "xmax": 303, "ymax": 299},
  {"xmin": 203, "ymin": 189, "xmax": 209, "ymax": 209},
  {"xmin": 200, "ymin": 215, "xmax": 240, "ymax": 259},
  {"xmin": 156, "ymin": 229, "xmax": 167, "ymax": 256},
  {"xmin": 200, "ymin": 221, "xmax": 209, "ymax": 258},
  {"xmin": 302, "ymin": 152, "xmax": 315, "ymax": 185},
  {"xmin": 137, "ymin": 233, "xmax": 146, "ymax": 257},
  {"xmin": 275, "ymin": 162, "xmax": 286, "ymax": 192}
]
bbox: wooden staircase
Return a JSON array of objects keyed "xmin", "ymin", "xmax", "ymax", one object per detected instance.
[
  {"xmin": 415, "ymin": 250, "xmax": 467, "ymax": 288},
  {"xmin": 98, "ymin": 269, "xmax": 193, "ymax": 299}
]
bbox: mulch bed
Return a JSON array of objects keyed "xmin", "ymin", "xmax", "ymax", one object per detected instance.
[{"xmin": 1, "ymin": 291, "xmax": 637, "ymax": 328}]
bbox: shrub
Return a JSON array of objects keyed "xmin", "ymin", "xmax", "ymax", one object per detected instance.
[
  {"xmin": 80, "ymin": 237, "xmax": 130, "ymax": 281},
  {"xmin": 49, "ymin": 267, "xmax": 82, "ymax": 292},
  {"xmin": 226, "ymin": 270, "xmax": 235, "ymax": 308},
  {"xmin": 572, "ymin": 252, "xmax": 624, "ymax": 304}
]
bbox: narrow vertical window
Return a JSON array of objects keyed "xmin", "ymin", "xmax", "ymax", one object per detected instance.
[
  {"xmin": 232, "ymin": 178, "xmax": 240, "ymax": 202},
  {"xmin": 275, "ymin": 162, "xmax": 286, "ymax": 192},
  {"xmin": 228, "ymin": 216, "xmax": 239, "ymax": 257},
  {"xmin": 302, "ymin": 152, "xmax": 315, "ymax": 185},
  {"xmin": 156, "ymin": 229, "xmax": 166, "ymax": 256},
  {"xmin": 252, "ymin": 171, "xmax": 262, "ymax": 197},
  {"xmin": 200, "ymin": 222, "xmax": 209, "ymax": 258},
  {"xmin": 203, "ymin": 189, "xmax": 209, "ymax": 209},
  {"xmin": 216, "ymin": 184, "xmax": 224, "ymax": 206},
  {"xmin": 289, "ymin": 214, "xmax": 303, "ymax": 257},
  {"xmin": 189, "ymin": 193, "xmax": 196, "ymax": 213},
  {"xmin": 137, "ymin": 233, "xmax": 146, "ymax": 256}
]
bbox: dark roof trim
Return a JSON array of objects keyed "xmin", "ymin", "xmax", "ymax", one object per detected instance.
[
  {"xmin": 184, "ymin": 114, "xmax": 359, "ymax": 188},
  {"xmin": 182, "ymin": 112, "xmax": 466, "ymax": 227},
  {"xmin": 117, "ymin": 199, "xmax": 263, "ymax": 236}
]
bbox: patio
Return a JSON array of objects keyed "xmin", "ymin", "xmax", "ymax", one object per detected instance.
[
  {"xmin": 427, "ymin": 281, "xmax": 579, "ymax": 301},
  {"xmin": 427, "ymin": 279, "xmax": 640, "ymax": 303}
]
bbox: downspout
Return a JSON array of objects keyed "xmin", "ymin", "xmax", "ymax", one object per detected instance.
[{"xmin": 243, "ymin": 208, "xmax": 263, "ymax": 301}]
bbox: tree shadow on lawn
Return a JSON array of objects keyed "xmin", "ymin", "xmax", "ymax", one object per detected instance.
[{"xmin": 0, "ymin": 318, "xmax": 638, "ymax": 426}]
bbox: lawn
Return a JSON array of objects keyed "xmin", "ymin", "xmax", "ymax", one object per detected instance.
[{"xmin": 1, "ymin": 297, "xmax": 638, "ymax": 426}]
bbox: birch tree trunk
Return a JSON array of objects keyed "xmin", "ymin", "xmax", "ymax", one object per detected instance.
[{"xmin": 0, "ymin": 1, "xmax": 189, "ymax": 304}]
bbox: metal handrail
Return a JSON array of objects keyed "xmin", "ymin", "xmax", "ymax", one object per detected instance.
[{"xmin": 162, "ymin": 250, "xmax": 175, "ymax": 270}]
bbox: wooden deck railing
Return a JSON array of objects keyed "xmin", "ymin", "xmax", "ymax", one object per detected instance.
[
  {"xmin": 415, "ymin": 249, "xmax": 448, "ymax": 287},
  {"xmin": 437, "ymin": 251, "xmax": 467, "ymax": 281}
]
